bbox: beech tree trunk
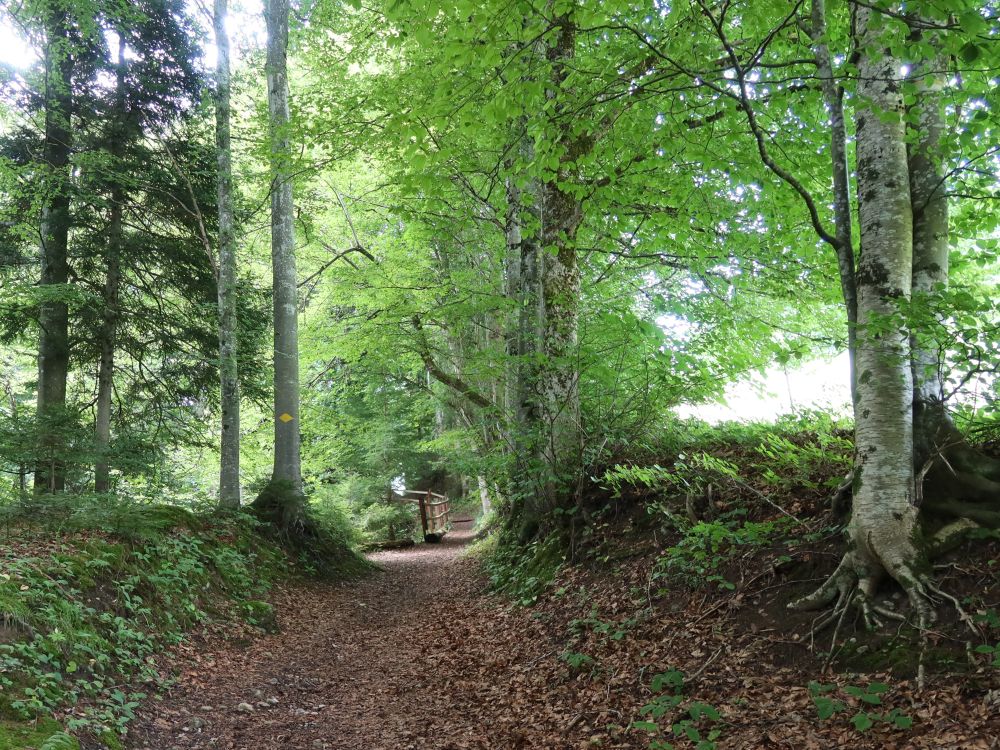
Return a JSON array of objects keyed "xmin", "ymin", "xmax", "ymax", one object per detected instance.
[
  {"xmin": 35, "ymin": 5, "xmax": 74, "ymax": 492},
  {"xmin": 847, "ymin": 2, "xmax": 919, "ymax": 607},
  {"xmin": 906, "ymin": 40, "xmax": 954, "ymax": 468},
  {"xmin": 810, "ymin": 0, "xmax": 858, "ymax": 403},
  {"xmin": 904, "ymin": 29, "xmax": 1000, "ymax": 521},
  {"xmin": 538, "ymin": 11, "xmax": 583, "ymax": 510},
  {"xmin": 504, "ymin": 172, "xmax": 522, "ymax": 426},
  {"xmin": 514, "ymin": 150, "xmax": 543, "ymax": 449},
  {"xmin": 216, "ymin": 0, "xmax": 242, "ymax": 508},
  {"xmin": 265, "ymin": 0, "xmax": 302, "ymax": 493},
  {"xmin": 792, "ymin": 6, "xmax": 931, "ymax": 622},
  {"xmin": 506, "ymin": 146, "xmax": 546, "ymax": 526}
]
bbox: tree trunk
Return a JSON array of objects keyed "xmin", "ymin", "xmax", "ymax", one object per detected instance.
[
  {"xmin": 810, "ymin": 0, "xmax": 858, "ymax": 403},
  {"xmin": 504, "ymin": 172, "xmax": 522, "ymax": 428},
  {"xmin": 95, "ymin": 36, "xmax": 127, "ymax": 495},
  {"xmin": 514, "ymin": 145, "xmax": 543, "ymax": 451},
  {"xmin": 792, "ymin": 6, "xmax": 931, "ymax": 623},
  {"xmin": 905, "ymin": 29, "xmax": 1000, "ymax": 520},
  {"xmin": 848, "ymin": 4, "xmax": 920, "ymax": 607},
  {"xmin": 94, "ymin": 191, "xmax": 121, "ymax": 493},
  {"xmin": 477, "ymin": 475, "xmax": 492, "ymax": 517},
  {"xmin": 265, "ymin": 0, "xmax": 302, "ymax": 494},
  {"xmin": 506, "ymin": 148, "xmax": 547, "ymax": 535},
  {"xmin": 4, "ymin": 381, "xmax": 26, "ymax": 493},
  {"xmin": 538, "ymin": 11, "xmax": 583, "ymax": 511},
  {"xmin": 907, "ymin": 48, "xmax": 960, "ymax": 492},
  {"xmin": 216, "ymin": 0, "xmax": 242, "ymax": 508},
  {"xmin": 35, "ymin": 4, "xmax": 75, "ymax": 492}
]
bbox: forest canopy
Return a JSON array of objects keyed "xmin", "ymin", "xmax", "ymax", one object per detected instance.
[{"xmin": 0, "ymin": 0, "xmax": 999, "ymax": 647}]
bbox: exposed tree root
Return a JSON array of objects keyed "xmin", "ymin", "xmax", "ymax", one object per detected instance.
[
  {"xmin": 792, "ymin": 550, "xmax": 930, "ymax": 630},
  {"xmin": 790, "ymin": 531, "xmax": 986, "ymax": 691}
]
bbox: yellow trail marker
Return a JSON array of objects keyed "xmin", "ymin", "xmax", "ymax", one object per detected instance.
[{"xmin": 278, "ymin": 413, "xmax": 294, "ymax": 423}]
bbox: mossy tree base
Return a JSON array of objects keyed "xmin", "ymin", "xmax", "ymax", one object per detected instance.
[{"xmin": 250, "ymin": 480, "xmax": 369, "ymax": 578}]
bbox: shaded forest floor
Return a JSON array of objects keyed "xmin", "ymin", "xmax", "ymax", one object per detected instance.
[{"xmin": 127, "ymin": 514, "xmax": 1000, "ymax": 750}]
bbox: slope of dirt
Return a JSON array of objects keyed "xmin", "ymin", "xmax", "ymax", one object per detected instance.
[{"xmin": 127, "ymin": 518, "xmax": 1000, "ymax": 750}]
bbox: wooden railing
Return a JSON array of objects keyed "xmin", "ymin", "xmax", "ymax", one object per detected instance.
[{"xmin": 398, "ymin": 490, "xmax": 451, "ymax": 542}]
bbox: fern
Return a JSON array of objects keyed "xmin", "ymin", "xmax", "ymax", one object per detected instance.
[{"xmin": 40, "ymin": 731, "xmax": 77, "ymax": 750}]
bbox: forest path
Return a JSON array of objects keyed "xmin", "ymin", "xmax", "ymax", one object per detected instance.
[{"xmin": 128, "ymin": 520, "xmax": 561, "ymax": 750}]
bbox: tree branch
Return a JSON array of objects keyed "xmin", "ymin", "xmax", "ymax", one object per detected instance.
[{"xmin": 411, "ymin": 315, "xmax": 493, "ymax": 409}]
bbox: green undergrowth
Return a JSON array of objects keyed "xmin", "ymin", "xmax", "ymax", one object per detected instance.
[
  {"xmin": 601, "ymin": 413, "xmax": 853, "ymax": 505},
  {"xmin": 251, "ymin": 480, "xmax": 371, "ymax": 577},
  {"xmin": 0, "ymin": 496, "xmax": 294, "ymax": 748},
  {"xmin": 479, "ymin": 532, "xmax": 566, "ymax": 606}
]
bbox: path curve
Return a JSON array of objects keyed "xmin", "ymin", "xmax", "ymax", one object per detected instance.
[{"xmin": 127, "ymin": 521, "xmax": 568, "ymax": 750}]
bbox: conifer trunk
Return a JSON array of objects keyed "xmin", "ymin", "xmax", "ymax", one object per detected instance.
[
  {"xmin": 265, "ymin": 0, "xmax": 302, "ymax": 493},
  {"xmin": 35, "ymin": 5, "xmax": 74, "ymax": 492},
  {"xmin": 216, "ymin": 0, "xmax": 242, "ymax": 507},
  {"xmin": 94, "ymin": 193, "xmax": 120, "ymax": 493},
  {"xmin": 95, "ymin": 37, "xmax": 127, "ymax": 494}
]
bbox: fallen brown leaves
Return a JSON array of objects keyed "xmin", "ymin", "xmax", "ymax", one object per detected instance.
[{"xmin": 126, "ymin": 520, "xmax": 1000, "ymax": 750}]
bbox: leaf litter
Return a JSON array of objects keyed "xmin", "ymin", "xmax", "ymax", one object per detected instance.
[{"xmin": 126, "ymin": 518, "xmax": 1000, "ymax": 749}]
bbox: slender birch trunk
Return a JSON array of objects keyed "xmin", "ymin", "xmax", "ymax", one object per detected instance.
[
  {"xmin": 265, "ymin": 0, "xmax": 302, "ymax": 493},
  {"xmin": 215, "ymin": 0, "xmax": 242, "ymax": 507},
  {"xmin": 35, "ymin": 5, "xmax": 74, "ymax": 492}
]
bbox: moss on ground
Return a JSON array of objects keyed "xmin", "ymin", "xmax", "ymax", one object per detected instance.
[{"xmin": 0, "ymin": 719, "xmax": 78, "ymax": 750}]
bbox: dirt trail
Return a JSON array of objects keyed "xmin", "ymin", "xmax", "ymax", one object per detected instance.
[{"xmin": 128, "ymin": 522, "xmax": 565, "ymax": 750}]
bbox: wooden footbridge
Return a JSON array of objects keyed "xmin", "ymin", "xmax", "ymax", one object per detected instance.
[{"xmin": 398, "ymin": 490, "xmax": 451, "ymax": 542}]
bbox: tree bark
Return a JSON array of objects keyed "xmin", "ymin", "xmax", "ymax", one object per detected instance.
[
  {"xmin": 95, "ymin": 35, "xmax": 127, "ymax": 495},
  {"xmin": 848, "ymin": 1, "xmax": 919, "ymax": 612},
  {"xmin": 477, "ymin": 475, "xmax": 492, "ymax": 516},
  {"xmin": 514, "ymin": 142, "xmax": 543, "ymax": 449},
  {"xmin": 94, "ymin": 188, "xmax": 121, "ymax": 494},
  {"xmin": 810, "ymin": 0, "xmax": 858, "ymax": 403},
  {"xmin": 538, "ymin": 10, "xmax": 583, "ymax": 511},
  {"xmin": 792, "ymin": 6, "xmax": 931, "ymax": 623},
  {"xmin": 265, "ymin": 0, "xmax": 302, "ymax": 494},
  {"xmin": 35, "ymin": 4, "xmax": 75, "ymax": 492},
  {"xmin": 904, "ymin": 26, "xmax": 1000, "ymax": 518},
  {"xmin": 504, "ymin": 171, "xmax": 522, "ymax": 427},
  {"xmin": 216, "ymin": 0, "xmax": 242, "ymax": 508}
]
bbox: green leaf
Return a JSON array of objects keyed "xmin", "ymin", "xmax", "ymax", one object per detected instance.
[
  {"xmin": 960, "ymin": 43, "xmax": 981, "ymax": 63},
  {"xmin": 851, "ymin": 713, "xmax": 874, "ymax": 732},
  {"xmin": 688, "ymin": 701, "xmax": 721, "ymax": 721},
  {"xmin": 891, "ymin": 712, "xmax": 913, "ymax": 730}
]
